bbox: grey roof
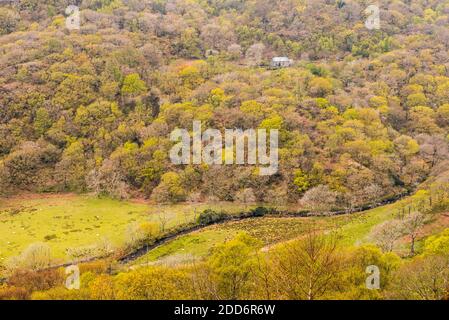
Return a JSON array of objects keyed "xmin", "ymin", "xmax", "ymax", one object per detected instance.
[{"xmin": 272, "ymin": 57, "xmax": 291, "ymax": 62}]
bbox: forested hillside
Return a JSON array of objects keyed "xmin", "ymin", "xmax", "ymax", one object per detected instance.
[
  {"xmin": 2, "ymin": 0, "xmax": 449, "ymax": 302},
  {"xmin": 1, "ymin": 0, "xmax": 449, "ymax": 210}
]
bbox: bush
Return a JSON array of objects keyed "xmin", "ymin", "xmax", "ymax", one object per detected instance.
[
  {"xmin": 124, "ymin": 221, "xmax": 160, "ymax": 249},
  {"xmin": 7, "ymin": 243, "xmax": 53, "ymax": 271},
  {"xmin": 67, "ymin": 238, "xmax": 114, "ymax": 261},
  {"xmin": 197, "ymin": 209, "xmax": 227, "ymax": 226},
  {"xmin": 0, "ymin": 8, "xmax": 19, "ymax": 36},
  {"xmin": 31, "ymin": 286, "xmax": 89, "ymax": 300},
  {"xmin": 248, "ymin": 207, "xmax": 272, "ymax": 217},
  {"xmin": 151, "ymin": 172, "xmax": 187, "ymax": 203},
  {"xmin": 0, "ymin": 285, "xmax": 29, "ymax": 300},
  {"xmin": 79, "ymin": 260, "xmax": 112, "ymax": 275},
  {"xmin": 7, "ymin": 269, "xmax": 63, "ymax": 293}
]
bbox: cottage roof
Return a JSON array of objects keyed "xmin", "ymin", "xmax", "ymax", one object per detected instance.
[{"xmin": 272, "ymin": 57, "xmax": 291, "ymax": 62}]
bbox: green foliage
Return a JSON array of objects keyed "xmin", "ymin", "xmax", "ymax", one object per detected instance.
[
  {"xmin": 151, "ymin": 172, "xmax": 187, "ymax": 203},
  {"xmin": 197, "ymin": 209, "xmax": 227, "ymax": 226},
  {"xmin": 121, "ymin": 73, "xmax": 147, "ymax": 97},
  {"xmin": 1, "ymin": 0, "xmax": 449, "ymax": 301},
  {"xmin": 207, "ymin": 233, "xmax": 261, "ymax": 299},
  {"xmin": 248, "ymin": 207, "xmax": 271, "ymax": 217},
  {"xmin": 114, "ymin": 267, "xmax": 191, "ymax": 299},
  {"xmin": 293, "ymin": 169, "xmax": 310, "ymax": 194},
  {"xmin": 34, "ymin": 108, "xmax": 52, "ymax": 136},
  {"xmin": 423, "ymin": 229, "xmax": 449, "ymax": 256},
  {"xmin": 0, "ymin": 0, "xmax": 446, "ymax": 205},
  {"xmin": 309, "ymin": 77, "xmax": 334, "ymax": 97}
]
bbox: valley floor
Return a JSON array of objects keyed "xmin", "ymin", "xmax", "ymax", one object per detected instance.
[
  {"xmin": 2, "ymin": 192, "xmax": 447, "ymax": 272},
  {"xmin": 0, "ymin": 194, "xmax": 253, "ymax": 264}
]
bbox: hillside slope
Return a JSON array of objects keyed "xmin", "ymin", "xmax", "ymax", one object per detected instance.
[{"xmin": 1, "ymin": 0, "xmax": 449, "ymax": 208}]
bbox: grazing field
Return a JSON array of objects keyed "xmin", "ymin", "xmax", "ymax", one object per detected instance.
[
  {"xmin": 133, "ymin": 199, "xmax": 426, "ymax": 266},
  {"xmin": 1, "ymin": 192, "xmax": 443, "ymax": 268},
  {"xmin": 131, "ymin": 216, "xmax": 334, "ymax": 266},
  {"xmin": 0, "ymin": 194, "xmax": 252, "ymax": 263}
]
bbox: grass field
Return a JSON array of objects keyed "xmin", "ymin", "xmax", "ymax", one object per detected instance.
[
  {"xmin": 0, "ymin": 194, "xmax": 252, "ymax": 264},
  {"xmin": 132, "ymin": 200, "xmax": 414, "ymax": 266},
  {"xmin": 131, "ymin": 216, "xmax": 335, "ymax": 266},
  {"xmin": 2, "ymin": 192, "xmax": 444, "ymax": 269}
]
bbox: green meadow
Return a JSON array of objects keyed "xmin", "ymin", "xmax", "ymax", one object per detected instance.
[
  {"xmin": 132, "ymin": 200, "xmax": 416, "ymax": 266},
  {"xmin": 0, "ymin": 194, "xmax": 250, "ymax": 263},
  {"xmin": 1, "ymin": 193, "xmax": 441, "ymax": 268}
]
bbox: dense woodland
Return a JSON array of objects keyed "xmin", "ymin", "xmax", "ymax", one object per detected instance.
[
  {"xmin": 0, "ymin": 0, "xmax": 448, "ymax": 208},
  {"xmin": 1, "ymin": 0, "xmax": 449, "ymax": 301}
]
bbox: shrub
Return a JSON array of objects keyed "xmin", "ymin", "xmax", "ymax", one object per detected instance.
[
  {"xmin": 31, "ymin": 286, "xmax": 89, "ymax": 300},
  {"xmin": 67, "ymin": 238, "xmax": 114, "ymax": 261},
  {"xmin": 301, "ymin": 185, "xmax": 338, "ymax": 214},
  {"xmin": 7, "ymin": 243, "xmax": 53, "ymax": 271},
  {"xmin": 197, "ymin": 209, "xmax": 227, "ymax": 226},
  {"xmin": 0, "ymin": 8, "xmax": 19, "ymax": 36},
  {"xmin": 249, "ymin": 207, "xmax": 272, "ymax": 217},
  {"xmin": 79, "ymin": 260, "xmax": 112, "ymax": 275},
  {"xmin": 124, "ymin": 221, "xmax": 160, "ymax": 249},
  {"xmin": 0, "ymin": 285, "xmax": 29, "ymax": 300},
  {"xmin": 7, "ymin": 269, "xmax": 63, "ymax": 293},
  {"xmin": 151, "ymin": 172, "xmax": 187, "ymax": 203}
]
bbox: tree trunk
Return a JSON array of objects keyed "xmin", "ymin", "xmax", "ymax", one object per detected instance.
[{"xmin": 308, "ymin": 277, "xmax": 313, "ymax": 300}]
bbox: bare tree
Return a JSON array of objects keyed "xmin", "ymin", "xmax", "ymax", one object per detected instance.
[
  {"xmin": 86, "ymin": 159, "xmax": 130, "ymax": 200},
  {"xmin": 370, "ymin": 220, "xmax": 403, "ymax": 253},
  {"xmin": 253, "ymin": 250, "xmax": 273, "ymax": 300},
  {"xmin": 193, "ymin": 208, "xmax": 198, "ymax": 223},
  {"xmin": 245, "ymin": 43, "xmax": 265, "ymax": 66},
  {"xmin": 190, "ymin": 261, "xmax": 219, "ymax": 300},
  {"xmin": 417, "ymin": 134, "xmax": 449, "ymax": 168},
  {"xmin": 157, "ymin": 206, "xmax": 169, "ymax": 232},
  {"xmin": 301, "ymin": 185, "xmax": 337, "ymax": 214},
  {"xmin": 183, "ymin": 208, "xmax": 191, "ymax": 224},
  {"xmin": 227, "ymin": 43, "xmax": 242, "ymax": 60},
  {"xmin": 401, "ymin": 212, "xmax": 427, "ymax": 256}
]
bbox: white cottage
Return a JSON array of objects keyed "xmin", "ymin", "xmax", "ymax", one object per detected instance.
[{"xmin": 271, "ymin": 57, "xmax": 293, "ymax": 68}]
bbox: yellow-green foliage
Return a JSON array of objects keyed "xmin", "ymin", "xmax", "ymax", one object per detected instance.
[{"xmin": 423, "ymin": 228, "xmax": 449, "ymax": 256}]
